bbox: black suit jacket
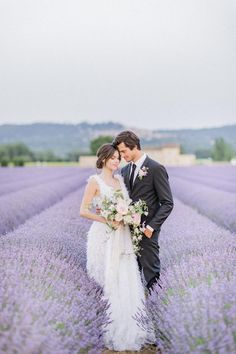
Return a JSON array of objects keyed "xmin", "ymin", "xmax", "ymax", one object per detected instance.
[{"xmin": 121, "ymin": 156, "xmax": 174, "ymax": 232}]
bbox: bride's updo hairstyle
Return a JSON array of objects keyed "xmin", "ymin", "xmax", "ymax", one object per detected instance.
[{"xmin": 96, "ymin": 143, "xmax": 121, "ymax": 169}]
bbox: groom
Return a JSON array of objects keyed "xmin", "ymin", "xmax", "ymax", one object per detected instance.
[{"xmin": 113, "ymin": 130, "xmax": 174, "ymax": 292}]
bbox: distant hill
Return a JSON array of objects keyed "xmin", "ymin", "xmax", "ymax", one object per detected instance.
[
  {"xmin": 149, "ymin": 125, "xmax": 236, "ymax": 153},
  {"xmin": 0, "ymin": 122, "xmax": 123, "ymax": 156},
  {"xmin": 0, "ymin": 122, "xmax": 235, "ymax": 157}
]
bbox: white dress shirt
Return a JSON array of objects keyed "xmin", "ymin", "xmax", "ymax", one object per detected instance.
[{"xmin": 129, "ymin": 153, "xmax": 147, "ymax": 183}]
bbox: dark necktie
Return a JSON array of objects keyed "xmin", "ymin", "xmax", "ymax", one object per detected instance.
[{"xmin": 129, "ymin": 163, "xmax": 136, "ymax": 190}]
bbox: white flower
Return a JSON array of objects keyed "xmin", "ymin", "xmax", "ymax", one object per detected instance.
[
  {"xmin": 115, "ymin": 213, "xmax": 123, "ymax": 222},
  {"xmin": 99, "ymin": 191, "xmax": 148, "ymax": 256},
  {"xmin": 138, "ymin": 166, "xmax": 149, "ymax": 180},
  {"xmin": 123, "ymin": 215, "xmax": 133, "ymax": 224},
  {"xmin": 101, "ymin": 210, "xmax": 109, "ymax": 218}
]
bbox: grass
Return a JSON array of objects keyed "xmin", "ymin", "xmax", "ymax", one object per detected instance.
[{"xmin": 25, "ymin": 161, "xmax": 80, "ymax": 167}]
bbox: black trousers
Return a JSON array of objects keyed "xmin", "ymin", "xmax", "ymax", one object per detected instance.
[{"xmin": 137, "ymin": 230, "xmax": 160, "ymax": 290}]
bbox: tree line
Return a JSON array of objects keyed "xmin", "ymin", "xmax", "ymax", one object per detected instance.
[
  {"xmin": 195, "ymin": 137, "xmax": 235, "ymax": 161},
  {"xmin": 0, "ymin": 143, "xmax": 81, "ymax": 166},
  {"xmin": 0, "ymin": 136, "xmax": 235, "ymax": 167},
  {"xmin": 91, "ymin": 136, "xmax": 235, "ymax": 162}
]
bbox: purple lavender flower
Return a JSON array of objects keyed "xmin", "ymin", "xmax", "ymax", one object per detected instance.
[
  {"xmin": 0, "ymin": 167, "xmax": 81, "ymax": 197},
  {"xmin": 1, "ymin": 165, "xmax": 235, "ymax": 353},
  {"xmin": 136, "ymin": 199, "xmax": 236, "ymax": 354},
  {"xmin": 0, "ymin": 183, "xmax": 109, "ymax": 353},
  {"xmin": 0, "ymin": 169, "xmax": 91, "ymax": 236},
  {"xmin": 169, "ymin": 176, "xmax": 236, "ymax": 233}
]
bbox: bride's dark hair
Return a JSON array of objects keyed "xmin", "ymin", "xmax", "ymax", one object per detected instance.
[{"xmin": 96, "ymin": 143, "xmax": 121, "ymax": 169}]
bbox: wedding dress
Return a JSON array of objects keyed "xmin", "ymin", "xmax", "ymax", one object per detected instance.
[{"xmin": 86, "ymin": 173, "xmax": 148, "ymax": 351}]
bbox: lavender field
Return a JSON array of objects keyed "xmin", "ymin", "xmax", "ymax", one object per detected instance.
[{"xmin": 0, "ymin": 165, "xmax": 236, "ymax": 353}]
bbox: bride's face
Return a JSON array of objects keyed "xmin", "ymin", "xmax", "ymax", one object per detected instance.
[{"xmin": 104, "ymin": 150, "xmax": 120, "ymax": 171}]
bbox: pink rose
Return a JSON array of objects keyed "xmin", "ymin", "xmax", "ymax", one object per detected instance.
[
  {"xmin": 132, "ymin": 213, "xmax": 141, "ymax": 225},
  {"xmin": 116, "ymin": 200, "xmax": 129, "ymax": 215}
]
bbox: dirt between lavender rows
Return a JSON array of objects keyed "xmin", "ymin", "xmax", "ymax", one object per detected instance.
[{"xmin": 102, "ymin": 344, "xmax": 160, "ymax": 353}]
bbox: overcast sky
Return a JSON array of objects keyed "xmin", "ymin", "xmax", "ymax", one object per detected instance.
[{"xmin": 0, "ymin": 0, "xmax": 235, "ymax": 130}]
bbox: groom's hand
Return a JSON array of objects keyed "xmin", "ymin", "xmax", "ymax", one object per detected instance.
[{"xmin": 143, "ymin": 228, "xmax": 153, "ymax": 238}]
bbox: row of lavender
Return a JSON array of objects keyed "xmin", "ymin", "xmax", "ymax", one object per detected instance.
[
  {"xmin": 0, "ymin": 167, "xmax": 84, "ymax": 186},
  {"xmin": 1, "ymin": 166, "xmax": 235, "ymax": 353},
  {"xmin": 138, "ymin": 198, "xmax": 236, "ymax": 353},
  {"xmin": 4, "ymin": 187, "xmax": 233, "ymax": 353},
  {"xmin": 0, "ymin": 181, "xmax": 109, "ymax": 353},
  {"xmin": 0, "ymin": 167, "xmax": 86, "ymax": 197},
  {"xmin": 0, "ymin": 168, "xmax": 91, "ymax": 235},
  {"xmin": 168, "ymin": 166, "xmax": 236, "ymax": 233},
  {"xmin": 168, "ymin": 165, "xmax": 236, "ymax": 191}
]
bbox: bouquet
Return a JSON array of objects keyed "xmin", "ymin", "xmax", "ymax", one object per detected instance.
[{"xmin": 96, "ymin": 190, "xmax": 148, "ymax": 255}]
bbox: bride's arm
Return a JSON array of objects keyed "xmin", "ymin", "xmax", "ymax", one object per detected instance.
[{"xmin": 79, "ymin": 178, "xmax": 106, "ymax": 224}]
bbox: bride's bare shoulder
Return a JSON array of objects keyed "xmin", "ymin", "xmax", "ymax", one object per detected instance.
[
  {"xmin": 87, "ymin": 174, "xmax": 98, "ymax": 180},
  {"xmin": 86, "ymin": 174, "xmax": 100, "ymax": 187},
  {"xmin": 84, "ymin": 175, "xmax": 101, "ymax": 197}
]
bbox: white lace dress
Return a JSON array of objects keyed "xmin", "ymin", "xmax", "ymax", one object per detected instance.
[{"xmin": 86, "ymin": 174, "xmax": 148, "ymax": 351}]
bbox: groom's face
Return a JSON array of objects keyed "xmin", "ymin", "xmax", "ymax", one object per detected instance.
[{"xmin": 117, "ymin": 142, "xmax": 136, "ymax": 162}]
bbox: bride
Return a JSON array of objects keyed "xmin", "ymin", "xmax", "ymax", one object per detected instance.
[{"xmin": 80, "ymin": 143, "xmax": 149, "ymax": 351}]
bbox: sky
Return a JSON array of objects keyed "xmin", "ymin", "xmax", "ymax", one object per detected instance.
[{"xmin": 0, "ymin": 0, "xmax": 236, "ymax": 130}]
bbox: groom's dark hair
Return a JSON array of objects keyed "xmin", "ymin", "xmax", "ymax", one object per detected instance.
[{"xmin": 113, "ymin": 130, "xmax": 141, "ymax": 150}]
